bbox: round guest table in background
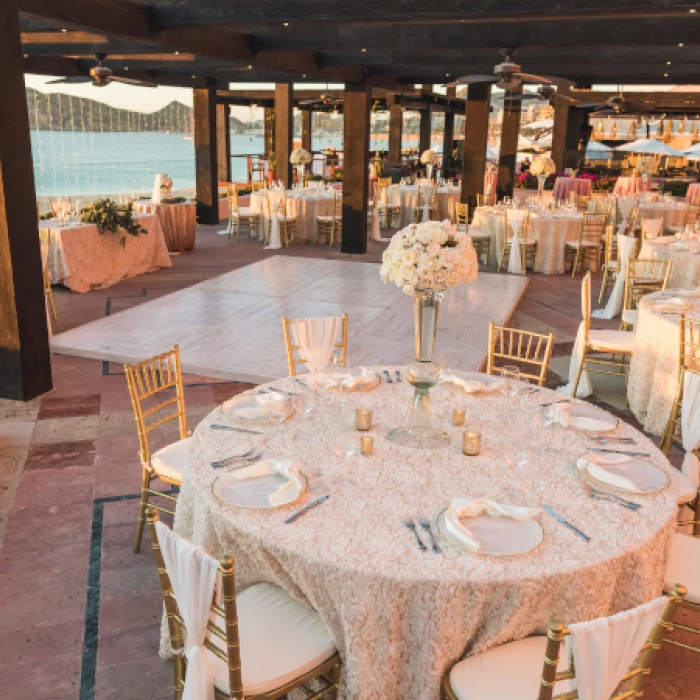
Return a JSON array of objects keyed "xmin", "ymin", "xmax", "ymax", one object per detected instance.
[
  {"xmin": 637, "ymin": 201, "xmax": 688, "ymax": 230},
  {"xmin": 639, "ymin": 237, "xmax": 700, "ymax": 288},
  {"xmin": 614, "ymin": 176, "xmax": 651, "ymax": 196},
  {"xmin": 685, "ymin": 182, "xmax": 700, "ymax": 202},
  {"xmin": 551, "ymin": 177, "xmax": 592, "ymax": 202},
  {"xmin": 162, "ymin": 369, "xmax": 677, "ymax": 699},
  {"xmin": 387, "ymin": 184, "xmax": 460, "ymax": 227},
  {"xmin": 133, "ymin": 199, "xmax": 197, "ymax": 252}
]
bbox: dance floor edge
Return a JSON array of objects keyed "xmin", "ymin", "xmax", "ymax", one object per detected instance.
[{"xmin": 51, "ymin": 257, "xmax": 528, "ymax": 383}]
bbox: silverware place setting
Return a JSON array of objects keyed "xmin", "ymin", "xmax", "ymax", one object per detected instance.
[
  {"xmin": 419, "ymin": 517, "xmax": 442, "ymax": 553},
  {"xmin": 383, "ymin": 370, "xmax": 393, "ymax": 384},
  {"xmin": 542, "ymin": 505, "xmax": 591, "ymax": 542},
  {"xmin": 402, "ymin": 518, "xmax": 428, "ymax": 551},
  {"xmin": 284, "ymin": 494, "xmax": 330, "ymax": 524},
  {"xmin": 211, "ymin": 449, "xmax": 265, "ymax": 469},
  {"xmin": 210, "ymin": 424, "xmax": 263, "ymax": 435},
  {"xmin": 582, "ymin": 482, "xmax": 641, "ymax": 511},
  {"xmin": 395, "ymin": 370, "xmax": 402, "ymax": 383},
  {"xmin": 588, "ymin": 447, "xmax": 651, "ymax": 458}
]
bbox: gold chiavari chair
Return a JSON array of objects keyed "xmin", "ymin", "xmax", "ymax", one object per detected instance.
[
  {"xmin": 573, "ymin": 193, "xmax": 591, "ymax": 212},
  {"xmin": 38, "ymin": 228, "xmax": 57, "ymax": 321},
  {"xmin": 666, "ymin": 202, "xmax": 692, "ymax": 236},
  {"xmin": 599, "ymin": 205, "xmax": 639, "ymax": 304},
  {"xmin": 486, "ymin": 322, "xmax": 554, "ymax": 386},
  {"xmin": 264, "ymin": 191, "xmax": 297, "ymax": 247},
  {"xmin": 124, "ymin": 346, "xmax": 189, "ymax": 553},
  {"xmin": 619, "ymin": 258, "xmax": 672, "ymax": 330},
  {"xmin": 413, "ymin": 185, "xmax": 437, "ymax": 223},
  {"xmin": 317, "ymin": 191, "xmax": 343, "ymax": 247},
  {"xmin": 441, "ymin": 586, "xmax": 686, "ymax": 700},
  {"xmin": 374, "ymin": 181, "xmax": 400, "ymax": 229},
  {"xmin": 572, "ymin": 272, "xmax": 636, "ymax": 397},
  {"xmin": 147, "ymin": 508, "xmax": 341, "ymax": 700},
  {"xmin": 376, "ymin": 176, "xmax": 392, "ymax": 189},
  {"xmin": 476, "ymin": 193, "xmax": 497, "ymax": 207},
  {"xmin": 640, "ymin": 216, "xmax": 665, "ymax": 243},
  {"xmin": 227, "ymin": 186, "xmax": 261, "ymax": 242},
  {"xmin": 497, "ymin": 209, "xmax": 537, "ymax": 275},
  {"xmin": 452, "ymin": 201, "xmax": 468, "ymax": 231},
  {"xmin": 687, "ymin": 203, "xmax": 700, "ymax": 231},
  {"xmin": 282, "ymin": 314, "xmax": 348, "ymax": 377},
  {"xmin": 565, "ymin": 212, "xmax": 606, "ymax": 278}
]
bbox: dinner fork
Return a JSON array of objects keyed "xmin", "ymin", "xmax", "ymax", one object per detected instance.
[
  {"xmin": 402, "ymin": 518, "xmax": 427, "ymax": 551},
  {"xmin": 383, "ymin": 370, "xmax": 393, "ymax": 384},
  {"xmin": 395, "ymin": 370, "xmax": 402, "ymax": 383},
  {"xmin": 212, "ymin": 449, "xmax": 265, "ymax": 469},
  {"xmin": 419, "ymin": 517, "xmax": 442, "ymax": 553},
  {"xmin": 582, "ymin": 482, "xmax": 641, "ymax": 511}
]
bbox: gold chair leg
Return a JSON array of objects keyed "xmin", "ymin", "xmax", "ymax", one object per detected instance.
[
  {"xmin": 571, "ymin": 347, "xmax": 588, "ymax": 398},
  {"xmin": 497, "ymin": 245, "xmax": 507, "ymax": 272},
  {"xmin": 571, "ymin": 248, "xmax": 581, "ymax": 278},
  {"xmin": 521, "ymin": 244, "xmax": 527, "ymax": 276},
  {"xmin": 598, "ymin": 267, "xmax": 609, "ymax": 304},
  {"xmin": 47, "ymin": 288, "xmax": 58, "ymax": 320},
  {"xmin": 134, "ymin": 467, "xmax": 151, "ymax": 553}
]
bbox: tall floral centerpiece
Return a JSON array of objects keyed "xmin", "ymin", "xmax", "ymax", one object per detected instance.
[
  {"xmin": 530, "ymin": 155, "xmax": 556, "ymax": 199},
  {"xmin": 381, "ymin": 220, "xmax": 479, "ymax": 448},
  {"xmin": 290, "ymin": 147, "xmax": 312, "ymax": 186},
  {"xmin": 420, "ymin": 149, "xmax": 440, "ymax": 181},
  {"xmin": 636, "ymin": 155, "xmax": 656, "ymax": 189}
]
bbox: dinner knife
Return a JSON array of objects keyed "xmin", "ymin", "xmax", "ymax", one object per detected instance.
[
  {"xmin": 543, "ymin": 505, "xmax": 591, "ymax": 542},
  {"xmin": 209, "ymin": 424, "xmax": 263, "ymax": 435},
  {"xmin": 284, "ymin": 495, "xmax": 330, "ymax": 524},
  {"xmin": 588, "ymin": 447, "xmax": 650, "ymax": 458}
]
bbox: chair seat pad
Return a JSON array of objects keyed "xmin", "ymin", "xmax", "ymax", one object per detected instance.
[
  {"xmin": 567, "ymin": 240, "xmax": 600, "ymax": 248},
  {"xmin": 621, "ymin": 309, "xmax": 638, "ymax": 326},
  {"xmin": 151, "ymin": 437, "xmax": 191, "ymax": 484},
  {"xmin": 317, "ymin": 215, "xmax": 342, "ymax": 222},
  {"xmin": 675, "ymin": 469, "xmax": 698, "ymax": 504},
  {"xmin": 448, "ymin": 636, "xmax": 568, "ymax": 700},
  {"xmin": 236, "ymin": 208, "xmax": 259, "ymax": 218},
  {"xmin": 468, "ymin": 229, "xmax": 491, "ymax": 240},
  {"xmin": 208, "ymin": 582, "xmax": 337, "ymax": 696},
  {"xmin": 506, "ymin": 238, "xmax": 537, "ymax": 246},
  {"xmin": 588, "ymin": 329, "xmax": 636, "ymax": 354},
  {"xmin": 277, "ymin": 215, "xmax": 297, "ymax": 222},
  {"xmin": 665, "ymin": 533, "xmax": 700, "ymax": 604}
]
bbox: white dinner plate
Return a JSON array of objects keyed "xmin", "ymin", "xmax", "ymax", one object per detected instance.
[
  {"xmin": 211, "ymin": 469, "xmax": 307, "ymax": 509},
  {"xmin": 221, "ymin": 392, "xmax": 295, "ymax": 426},
  {"xmin": 576, "ymin": 456, "xmax": 670, "ymax": 495},
  {"xmin": 566, "ymin": 403, "xmax": 618, "ymax": 432},
  {"xmin": 307, "ymin": 369, "xmax": 382, "ymax": 393}
]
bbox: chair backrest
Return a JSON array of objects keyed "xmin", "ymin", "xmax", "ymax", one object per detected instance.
[
  {"xmin": 250, "ymin": 181, "xmax": 267, "ymax": 192},
  {"xmin": 124, "ymin": 346, "xmax": 188, "ymax": 465},
  {"xmin": 603, "ymin": 221, "xmax": 618, "ymax": 267},
  {"xmin": 581, "ymin": 271, "xmax": 592, "ymax": 341},
  {"xmin": 537, "ymin": 586, "xmax": 686, "ymax": 700},
  {"xmin": 623, "ymin": 258, "xmax": 672, "ymax": 314},
  {"xmin": 332, "ymin": 191, "xmax": 342, "ymax": 218},
  {"xmin": 282, "ymin": 314, "xmax": 348, "ymax": 376},
  {"xmin": 373, "ymin": 181, "xmax": 390, "ymax": 206},
  {"xmin": 454, "ymin": 202, "xmax": 469, "ymax": 230},
  {"xmin": 414, "ymin": 186, "xmax": 436, "ymax": 222},
  {"xmin": 504, "ymin": 209, "xmax": 530, "ymax": 240},
  {"xmin": 147, "ymin": 508, "xmax": 242, "ymax": 700},
  {"xmin": 377, "ymin": 176, "xmax": 392, "ymax": 189},
  {"xmin": 486, "ymin": 322, "xmax": 555, "ymax": 386},
  {"xmin": 579, "ymin": 212, "xmax": 606, "ymax": 246},
  {"xmin": 228, "ymin": 186, "xmax": 240, "ymax": 218},
  {"xmin": 476, "ymin": 193, "xmax": 497, "ymax": 207},
  {"xmin": 574, "ymin": 193, "xmax": 591, "ymax": 212}
]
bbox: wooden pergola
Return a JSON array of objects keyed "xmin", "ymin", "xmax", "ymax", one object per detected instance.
[{"xmin": 4, "ymin": 0, "xmax": 700, "ymax": 400}]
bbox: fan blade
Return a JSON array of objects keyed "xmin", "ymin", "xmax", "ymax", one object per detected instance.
[
  {"xmin": 505, "ymin": 94, "xmax": 541, "ymax": 101},
  {"xmin": 46, "ymin": 76, "xmax": 93, "ymax": 84},
  {"xmin": 298, "ymin": 99, "xmax": 321, "ymax": 105},
  {"xmin": 108, "ymin": 76, "xmax": 157, "ymax": 88},
  {"xmin": 553, "ymin": 94, "xmax": 581, "ymax": 104},
  {"xmin": 449, "ymin": 74, "xmax": 498, "ymax": 85},
  {"xmin": 536, "ymin": 75, "xmax": 577, "ymax": 88},
  {"xmin": 516, "ymin": 72, "xmax": 553, "ymax": 85},
  {"xmin": 580, "ymin": 102, "xmax": 611, "ymax": 109}
]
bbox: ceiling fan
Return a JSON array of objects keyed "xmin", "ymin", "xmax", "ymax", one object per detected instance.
[
  {"xmin": 504, "ymin": 84, "xmax": 581, "ymax": 107},
  {"xmin": 581, "ymin": 93, "xmax": 658, "ymax": 115},
  {"xmin": 297, "ymin": 87, "xmax": 343, "ymax": 107},
  {"xmin": 447, "ymin": 48, "xmax": 575, "ymax": 92},
  {"xmin": 47, "ymin": 53, "xmax": 157, "ymax": 88}
]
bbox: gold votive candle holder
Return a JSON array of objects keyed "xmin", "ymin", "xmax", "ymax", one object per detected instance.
[
  {"xmin": 355, "ymin": 408, "xmax": 373, "ymax": 431},
  {"xmin": 360, "ymin": 436, "xmax": 374, "ymax": 455},
  {"xmin": 453, "ymin": 408, "xmax": 466, "ymax": 426},
  {"xmin": 462, "ymin": 430, "xmax": 481, "ymax": 456}
]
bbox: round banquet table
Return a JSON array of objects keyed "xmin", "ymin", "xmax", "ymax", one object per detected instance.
[
  {"xmin": 614, "ymin": 176, "xmax": 651, "ymax": 197},
  {"xmin": 387, "ymin": 184, "xmax": 460, "ymax": 227},
  {"xmin": 551, "ymin": 177, "xmax": 592, "ymax": 202},
  {"xmin": 249, "ymin": 189, "xmax": 336, "ymax": 243},
  {"xmin": 133, "ymin": 199, "xmax": 196, "ymax": 252},
  {"xmin": 637, "ymin": 201, "xmax": 688, "ymax": 230},
  {"xmin": 639, "ymin": 237, "xmax": 700, "ymax": 288},
  {"xmin": 628, "ymin": 290, "xmax": 700, "ymax": 434},
  {"xmin": 471, "ymin": 206, "xmax": 585, "ymax": 274},
  {"xmin": 164, "ymin": 369, "xmax": 677, "ymax": 699},
  {"xmin": 686, "ymin": 182, "xmax": 700, "ymax": 203}
]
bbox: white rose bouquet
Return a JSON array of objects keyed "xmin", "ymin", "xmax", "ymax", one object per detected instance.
[
  {"xmin": 420, "ymin": 149, "xmax": 440, "ymax": 166},
  {"xmin": 530, "ymin": 155, "xmax": 556, "ymax": 177},
  {"xmin": 290, "ymin": 148, "xmax": 312, "ymax": 166},
  {"xmin": 380, "ymin": 220, "xmax": 478, "ymax": 295},
  {"xmin": 635, "ymin": 156, "xmax": 656, "ymax": 175}
]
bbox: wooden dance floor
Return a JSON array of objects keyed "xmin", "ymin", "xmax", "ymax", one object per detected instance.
[{"xmin": 51, "ymin": 257, "xmax": 528, "ymax": 383}]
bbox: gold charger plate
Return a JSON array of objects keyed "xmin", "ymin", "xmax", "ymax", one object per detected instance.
[
  {"xmin": 575, "ymin": 457, "xmax": 670, "ymax": 495},
  {"xmin": 211, "ymin": 469, "xmax": 308, "ymax": 510},
  {"xmin": 221, "ymin": 392, "xmax": 295, "ymax": 427}
]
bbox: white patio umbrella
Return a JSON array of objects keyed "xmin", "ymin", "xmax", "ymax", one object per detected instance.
[
  {"xmin": 616, "ymin": 138, "xmax": 683, "ymax": 157},
  {"xmin": 524, "ymin": 118, "xmax": 554, "ymax": 129},
  {"xmin": 614, "ymin": 138, "xmax": 652, "ymax": 153},
  {"xmin": 586, "ymin": 140, "xmax": 612, "ymax": 153},
  {"xmin": 683, "ymin": 143, "xmax": 700, "ymax": 155}
]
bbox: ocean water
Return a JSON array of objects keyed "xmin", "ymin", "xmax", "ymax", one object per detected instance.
[{"xmin": 30, "ymin": 131, "xmax": 404, "ymax": 198}]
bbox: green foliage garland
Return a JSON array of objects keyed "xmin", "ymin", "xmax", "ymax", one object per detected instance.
[{"xmin": 80, "ymin": 199, "xmax": 147, "ymax": 248}]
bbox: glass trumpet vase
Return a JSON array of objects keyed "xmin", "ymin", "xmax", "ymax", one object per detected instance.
[{"xmin": 387, "ymin": 289, "xmax": 450, "ymax": 449}]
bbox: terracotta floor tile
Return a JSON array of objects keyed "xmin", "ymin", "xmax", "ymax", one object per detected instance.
[
  {"xmin": 23, "ymin": 439, "xmax": 97, "ymax": 470},
  {"xmin": 0, "ymin": 619, "xmax": 84, "ymax": 665},
  {"xmin": 98, "ymin": 591, "xmax": 163, "ymax": 631},
  {"xmin": 0, "ymin": 539, "xmax": 90, "ymax": 577},
  {"xmin": 95, "ymin": 658, "xmax": 174, "ymax": 700},
  {"xmin": 0, "ymin": 653, "xmax": 82, "ymax": 699},
  {"xmin": 100, "ymin": 561, "xmax": 161, "ymax": 599},
  {"xmin": 97, "ymin": 619, "xmax": 164, "ymax": 668},
  {"xmin": 38, "ymin": 393, "xmax": 101, "ymax": 420}
]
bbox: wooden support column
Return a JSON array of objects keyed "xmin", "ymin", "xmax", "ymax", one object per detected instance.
[
  {"xmin": 0, "ymin": 0, "xmax": 52, "ymax": 400},
  {"xmin": 419, "ymin": 109, "xmax": 431, "ymax": 154},
  {"xmin": 301, "ymin": 110, "xmax": 312, "ymax": 152},
  {"xmin": 216, "ymin": 102, "xmax": 231, "ymax": 183},
  {"xmin": 264, "ymin": 106, "xmax": 275, "ymax": 155},
  {"xmin": 387, "ymin": 103, "xmax": 402, "ymax": 164},
  {"xmin": 274, "ymin": 83, "xmax": 293, "ymax": 186},
  {"xmin": 497, "ymin": 87, "xmax": 522, "ymax": 200},
  {"xmin": 442, "ymin": 86, "xmax": 456, "ymax": 173},
  {"xmin": 341, "ymin": 83, "xmax": 371, "ymax": 255},
  {"xmin": 194, "ymin": 85, "xmax": 219, "ymax": 225},
  {"xmin": 552, "ymin": 102, "xmax": 586, "ymax": 171},
  {"xmin": 461, "ymin": 82, "xmax": 491, "ymax": 210}
]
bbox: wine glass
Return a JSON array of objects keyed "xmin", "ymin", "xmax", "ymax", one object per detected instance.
[{"xmin": 500, "ymin": 365, "xmax": 521, "ymax": 412}]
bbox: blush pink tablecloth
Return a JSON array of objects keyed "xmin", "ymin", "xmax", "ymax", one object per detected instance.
[
  {"xmin": 686, "ymin": 182, "xmax": 700, "ymax": 202},
  {"xmin": 551, "ymin": 177, "xmax": 592, "ymax": 201},
  {"xmin": 614, "ymin": 176, "xmax": 652, "ymax": 196},
  {"xmin": 133, "ymin": 200, "xmax": 197, "ymax": 252}
]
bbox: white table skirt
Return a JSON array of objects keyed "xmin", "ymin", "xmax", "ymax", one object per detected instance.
[
  {"xmin": 387, "ymin": 185, "xmax": 460, "ymax": 227},
  {"xmin": 640, "ymin": 238, "xmax": 700, "ymax": 289},
  {"xmin": 133, "ymin": 200, "xmax": 197, "ymax": 252},
  {"xmin": 637, "ymin": 203, "xmax": 688, "ymax": 231}
]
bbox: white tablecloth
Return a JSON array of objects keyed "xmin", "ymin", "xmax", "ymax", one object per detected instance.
[
  {"xmin": 163, "ymin": 370, "xmax": 677, "ymax": 699},
  {"xmin": 628, "ymin": 291, "xmax": 700, "ymax": 434},
  {"xmin": 471, "ymin": 207, "xmax": 585, "ymax": 274},
  {"xmin": 41, "ymin": 213, "xmax": 171, "ymax": 293},
  {"xmin": 133, "ymin": 200, "xmax": 197, "ymax": 252},
  {"xmin": 387, "ymin": 185, "xmax": 460, "ymax": 227},
  {"xmin": 637, "ymin": 202, "xmax": 688, "ymax": 231},
  {"xmin": 640, "ymin": 237, "xmax": 700, "ymax": 288}
]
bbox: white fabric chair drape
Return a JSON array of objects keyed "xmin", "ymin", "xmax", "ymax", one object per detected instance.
[
  {"xmin": 155, "ymin": 521, "xmax": 220, "ymax": 700},
  {"xmin": 564, "ymin": 596, "xmax": 667, "ymax": 700},
  {"xmin": 558, "ymin": 321, "xmax": 593, "ymax": 398},
  {"xmin": 592, "ymin": 233, "xmax": 636, "ymax": 319},
  {"xmin": 617, "ymin": 197, "xmax": 637, "ymax": 235},
  {"xmin": 681, "ymin": 371, "xmax": 700, "ymax": 487},
  {"xmin": 289, "ymin": 317, "xmax": 342, "ymax": 374},
  {"xmin": 644, "ymin": 218, "xmax": 663, "ymax": 239},
  {"xmin": 265, "ymin": 202, "xmax": 282, "ymax": 250},
  {"xmin": 371, "ymin": 207, "xmax": 391, "ymax": 243},
  {"xmin": 506, "ymin": 209, "xmax": 528, "ymax": 275}
]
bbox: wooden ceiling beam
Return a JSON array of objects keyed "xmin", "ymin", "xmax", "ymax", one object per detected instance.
[
  {"xmin": 23, "ymin": 54, "xmax": 88, "ymax": 76},
  {"xmin": 20, "ymin": 30, "xmax": 108, "ymax": 44}
]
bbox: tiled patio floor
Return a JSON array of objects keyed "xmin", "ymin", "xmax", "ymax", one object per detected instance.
[{"xmin": 0, "ymin": 225, "xmax": 697, "ymax": 699}]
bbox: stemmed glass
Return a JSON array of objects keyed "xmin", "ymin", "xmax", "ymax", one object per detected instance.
[{"xmin": 500, "ymin": 365, "xmax": 521, "ymax": 413}]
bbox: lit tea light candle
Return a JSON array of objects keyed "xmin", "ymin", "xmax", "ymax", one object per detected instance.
[
  {"xmin": 355, "ymin": 408, "xmax": 372, "ymax": 431},
  {"xmin": 462, "ymin": 430, "xmax": 481, "ymax": 456},
  {"xmin": 453, "ymin": 409, "xmax": 466, "ymax": 426},
  {"xmin": 360, "ymin": 436, "xmax": 374, "ymax": 455}
]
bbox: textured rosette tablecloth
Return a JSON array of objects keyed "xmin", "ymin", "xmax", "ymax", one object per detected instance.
[
  {"xmin": 41, "ymin": 213, "xmax": 171, "ymax": 293},
  {"xmin": 639, "ymin": 237, "xmax": 700, "ymax": 288},
  {"xmin": 637, "ymin": 202, "xmax": 688, "ymax": 231},
  {"xmin": 133, "ymin": 199, "xmax": 197, "ymax": 252},
  {"xmin": 628, "ymin": 291, "xmax": 700, "ymax": 434},
  {"xmin": 387, "ymin": 184, "xmax": 460, "ymax": 227},
  {"xmin": 164, "ymin": 370, "xmax": 677, "ymax": 699}
]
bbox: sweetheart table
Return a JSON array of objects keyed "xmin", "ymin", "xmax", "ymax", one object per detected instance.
[
  {"xmin": 163, "ymin": 369, "xmax": 677, "ymax": 699},
  {"xmin": 133, "ymin": 199, "xmax": 197, "ymax": 252}
]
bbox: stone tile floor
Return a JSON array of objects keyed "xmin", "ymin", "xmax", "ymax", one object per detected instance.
[{"xmin": 0, "ymin": 225, "xmax": 697, "ymax": 699}]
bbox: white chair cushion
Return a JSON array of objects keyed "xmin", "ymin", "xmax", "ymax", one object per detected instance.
[
  {"xmin": 208, "ymin": 582, "xmax": 336, "ymax": 696},
  {"xmin": 664, "ymin": 533, "xmax": 700, "ymax": 604},
  {"xmin": 566, "ymin": 240, "xmax": 600, "ymax": 248},
  {"xmin": 588, "ymin": 329, "xmax": 636, "ymax": 354},
  {"xmin": 236, "ymin": 208, "xmax": 259, "ymax": 217},
  {"xmin": 278, "ymin": 215, "xmax": 297, "ymax": 222},
  {"xmin": 449, "ymin": 636, "xmax": 568, "ymax": 700},
  {"xmin": 621, "ymin": 309, "xmax": 638, "ymax": 326},
  {"xmin": 151, "ymin": 437, "xmax": 191, "ymax": 483},
  {"xmin": 317, "ymin": 215, "xmax": 342, "ymax": 222},
  {"xmin": 675, "ymin": 469, "xmax": 698, "ymax": 504}
]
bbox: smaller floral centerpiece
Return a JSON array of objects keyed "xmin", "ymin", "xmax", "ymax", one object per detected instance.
[
  {"xmin": 80, "ymin": 199, "xmax": 146, "ymax": 248},
  {"xmin": 530, "ymin": 155, "xmax": 557, "ymax": 196},
  {"xmin": 290, "ymin": 147, "xmax": 312, "ymax": 185},
  {"xmin": 420, "ymin": 149, "xmax": 440, "ymax": 180},
  {"xmin": 635, "ymin": 156, "xmax": 656, "ymax": 189}
]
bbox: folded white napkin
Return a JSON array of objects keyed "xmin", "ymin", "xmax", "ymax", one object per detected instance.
[
  {"xmin": 222, "ymin": 459, "xmax": 303, "ymax": 506},
  {"xmin": 340, "ymin": 368, "xmax": 376, "ymax": 390},
  {"xmin": 651, "ymin": 298, "xmax": 691, "ymax": 313},
  {"xmin": 229, "ymin": 393, "xmax": 287, "ymax": 422},
  {"xmin": 444, "ymin": 498, "xmax": 541, "ymax": 551},
  {"xmin": 440, "ymin": 374, "xmax": 504, "ymax": 394},
  {"xmin": 548, "ymin": 403, "xmax": 615, "ymax": 432},
  {"xmin": 576, "ymin": 453, "xmax": 638, "ymax": 492}
]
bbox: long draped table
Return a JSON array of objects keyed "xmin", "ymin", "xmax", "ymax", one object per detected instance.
[
  {"xmin": 164, "ymin": 369, "xmax": 677, "ymax": 699},
  {"xmin": 639, "ymin": 237, "xmax": 700, "ymax": 288},
  {"xmin": 41, "ymin": 213, "xmax": 171, "ymax": 293},
  {"xmin": 133, "ymin": 199, "xmax": 197, "ymax": 252}
]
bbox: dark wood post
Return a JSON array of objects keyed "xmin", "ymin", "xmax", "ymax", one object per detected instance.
[
  {"xmin": 0, "ymin": 0, "xmax": 52, "ymax": 400},
  {"xmin": 460, "ymin": 82, "xmax": 491, "ymax": 210},
  {"xmin": 264, "ymin": 106, "xmax": 275, "ymax": 156},
  {"xmin": 551, "ymin": 99, "xmax": 569, "ymax": 171},
  {"xmin": 274, "ymin": 83, "xmax": 293, "ymax": 186},
  {"xmin": 387, "ymin": 103, "xmax": 403, "ymax": 164},
  {"xmin": 194, "ymin": 85, "xmax": 219, "ymax": 224},
  {"xmin": 497, "ymin": 86, "xmax": 522, "ymax": 200},
  {"xmin": 301, "ymin": 109, "xmax": 312, "ymax": 152},
  {"xmin": 216, "ymin": 102, "xmax": 231, "ymax": 183},
  {"xmin": 553, "ymin": 103, "xmax": 586, "ymax": 171},
  {"xmin": 419, "ymin": 109, "xmax": 431, "ymax": 155},
  {"xmin": 341, "ymin": 83, "xmax": 371, "ymax": 255},
  {"xmin": 442, "ymin": 86, "xmax": 456, "ymax": 173}
]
